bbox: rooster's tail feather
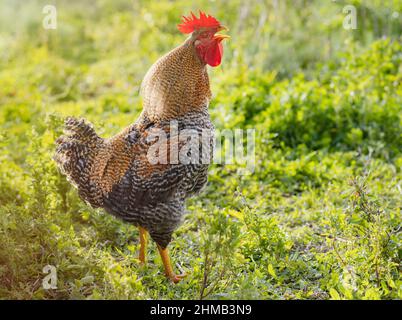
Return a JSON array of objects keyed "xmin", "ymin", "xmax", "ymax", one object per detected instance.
[{"xmin": 54, "ymin": 117, "xmax": 104, "ymax": 207}]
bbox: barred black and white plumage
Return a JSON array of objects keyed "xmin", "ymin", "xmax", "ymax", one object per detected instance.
[
  {"xmin": 53, "ymin": 13, "xmax": 228, "ymax": 282},
  {"xmin": 54, "ymin": 117, "xmax": 104, "ymax": 208},
  {"xmin": 54, "ymin": 111, "xmax": 214, "ymax": 248}
]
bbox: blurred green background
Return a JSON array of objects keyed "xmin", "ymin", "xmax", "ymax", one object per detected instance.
[{"xmin": 0, "ymin": 0, "xmax": 401, "ymax": 299}]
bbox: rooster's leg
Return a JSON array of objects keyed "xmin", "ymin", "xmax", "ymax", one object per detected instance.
[
  {"xmin": 139, "ymin": 227, "xmax": 148, "ymax": 264},
  {"xmin": 157, "ymin": 244, "xmax": 186, "ymax": 283}
]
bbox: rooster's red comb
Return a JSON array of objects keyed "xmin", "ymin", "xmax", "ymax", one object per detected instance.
[{"xmin": 177, "ymin": 11, "xmax": 221, "ymax": 34}]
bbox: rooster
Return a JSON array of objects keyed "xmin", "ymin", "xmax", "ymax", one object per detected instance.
[{"xmin": 54, "ymin": 11, "xmax": 229, "ymax": 283}]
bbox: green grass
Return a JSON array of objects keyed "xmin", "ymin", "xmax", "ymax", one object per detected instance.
[{"xmin": 0, "ymin": 0, "xmax": 401, "ymax": 299}]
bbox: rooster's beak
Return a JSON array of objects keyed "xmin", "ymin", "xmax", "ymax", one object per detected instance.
[
  {"xmin": 214, "ymin": 33, "xmax": 230, "ymax": 41},
  {"xmin": 217, "ymin": 25, "xmax": 229, "ymax": 32},
  {"xmin": 215, "ymin": 25, "xmax": 230, "ymax": 41}
]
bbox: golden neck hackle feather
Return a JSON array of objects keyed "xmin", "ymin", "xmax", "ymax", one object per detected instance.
[{"xmin": 140, "ymin": 38, "xmax": 212, "ymax": 122}]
